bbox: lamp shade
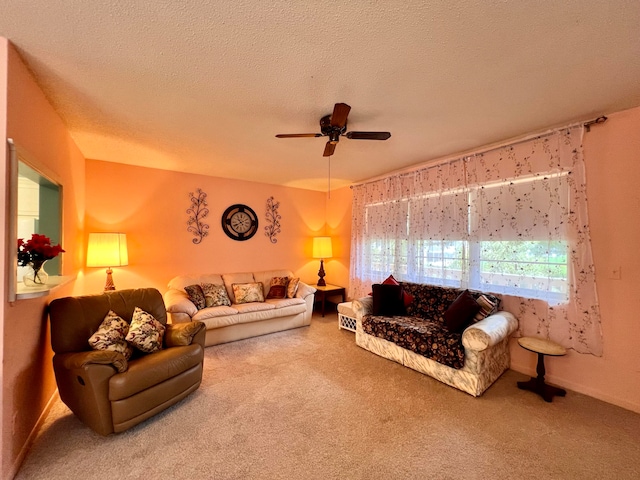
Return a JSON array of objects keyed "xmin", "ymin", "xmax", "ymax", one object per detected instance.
[
  {"xmin": 312, "ymin": 236, "xmax": 333, "ymax": 259},
  {"xmin": 86, "ymin": 233, "xmax": 128, "ymax": 267}
]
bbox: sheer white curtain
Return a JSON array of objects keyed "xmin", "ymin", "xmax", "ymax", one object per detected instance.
[{"xmin": 350, "ymin": 126, "xmax": 603, "ymax": 355}]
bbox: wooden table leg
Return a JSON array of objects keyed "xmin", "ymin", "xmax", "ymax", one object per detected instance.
[{"xmin": 517, "ymin": 352, "xmax": 567, "ymax": 402}]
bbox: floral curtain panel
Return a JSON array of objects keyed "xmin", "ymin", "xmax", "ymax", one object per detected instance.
[{"xmin": 350, "ymin": 127, "xmax": 603, "ymax": 355}]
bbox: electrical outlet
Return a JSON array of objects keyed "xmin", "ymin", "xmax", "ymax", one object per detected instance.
[{"xmin": 609, "ymin": 266, "xmax": 622, "ymax": 280}]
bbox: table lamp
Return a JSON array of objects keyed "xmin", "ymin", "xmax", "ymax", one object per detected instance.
[
  {"xmin": 312, "ymin": 236, "xmax": 332, "ymax": 286},
  {"xmin": 86, "ymin": 232, "xmax": 128, "ymax": 291}
]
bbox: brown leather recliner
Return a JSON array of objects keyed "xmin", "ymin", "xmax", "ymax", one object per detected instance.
[{"xmin": 48, "ymin": 288, "xmax": 206, "ymax": 435}]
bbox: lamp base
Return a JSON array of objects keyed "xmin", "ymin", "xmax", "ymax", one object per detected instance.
[
  {"xmin": 317, "ymin": 259, "xmax": 326, "ymax": 287},
  {"xmin": 104, "ymin": 267, "xmax": 116, "ymax": 291}
]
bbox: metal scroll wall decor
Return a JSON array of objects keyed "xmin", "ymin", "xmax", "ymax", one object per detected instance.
[
  {"xmin": 187, "ymin": 188, "xmax": 210, "ymax": 244},
  {"xmin": 264, "ymin": 196, "xmax": 281, "ymax": 244}
]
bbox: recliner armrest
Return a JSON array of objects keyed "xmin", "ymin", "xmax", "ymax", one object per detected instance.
[
  {"xmin": 462, "ymin": 311, "xmax": 518, "ymax": 351},
  {"xmin": 164, "ymin": 321, "xmax": 206, "ymax": 348},
  {"xmin": 57, "ymin": 350, "xmax": 128, "ymax": 373}
]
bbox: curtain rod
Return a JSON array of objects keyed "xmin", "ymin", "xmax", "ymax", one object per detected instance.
[{"xmin": 350, "ymin": 115, "xmax": 608, "ymax": 189}]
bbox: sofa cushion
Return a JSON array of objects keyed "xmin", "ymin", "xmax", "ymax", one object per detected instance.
[
  {"xmin": 88, "ymin": 310, "xmax": 134, "ymax": 360},
  {"xmin": 371, "ymin": 284, "xmax": 406, "ymax": 316},
  {"xmin": 362, "ymin": 314, "xmax": 466, "ymax": 369},
  {"xmin": 223, "ymin": 272, "xmax": 255, "ymax": 302},
  {"xmin": 184, "ymin": 284, "xmax": 206, "ymax": 310},
  {"xmin": 444, "ymin": 290, "xmax": 481, "ymax": 333},
  {"xmin": 401, "ymin": 283, "xmax": 463, "ymax": 324},
  {"xmin": 192, "ymin": 305, "xmax": 239, "ymax": 321},
  {"xmin": 265, "ymin": 297, "xmax": 306, "ymax": 309},
  {"xmin": 201, "ymin": 283, "xmax": 231, "ymax": 307},
  {"xmin": 235, "ymin": 303, "xmax": 306, "ymax": 325},
  {"xmin": 233, "ymin": 282, "xmax": 265, "ymax": 304},
  {"xmin": 253, "ymin": 270, "xmax": 294, "ymax": 297},
  {"xmin": 109, "ymin": 343, "xmax": 203, "ymax": 401},
  {"xmin": 266, "ymin": 276, "xmax": 289, "ymax": 299},
  {"xmin": 233, "ymin": 302, "xmax": 275, "ymax": 314},
  {"xmin": 168, "ymin": 274, "xmax": 224, "ymax": 291},
  {"xmin": 125, "ymin": 307, "xmax": 166, "ymax": 353}
]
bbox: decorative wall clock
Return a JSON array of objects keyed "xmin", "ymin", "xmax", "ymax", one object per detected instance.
[{"xmin": 221, "ymin": 204, "xmax": 259, "ymax": 241}]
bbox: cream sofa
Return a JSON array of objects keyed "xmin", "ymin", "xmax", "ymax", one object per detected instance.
[
  {"xmin": 353, "ymin": 282, "xmax": 518, "ymax": 396},
  {"xmin": 164, "ymin": 270, "xmax": 316, "ymax": 347}
]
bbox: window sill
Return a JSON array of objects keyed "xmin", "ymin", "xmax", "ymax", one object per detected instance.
[{"xmin": 15, "ymin": 275, "xmax": 75, "ymax": 300}]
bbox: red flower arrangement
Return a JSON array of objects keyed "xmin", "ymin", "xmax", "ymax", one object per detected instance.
[{"xmin": 17, "ymin": 234, "xmax": 65, "ymax": 267}]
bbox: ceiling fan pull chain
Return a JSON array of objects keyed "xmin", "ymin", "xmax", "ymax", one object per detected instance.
[{"xmin": 328, "ymin": 156, "xmax": 331, "ymax": 199}]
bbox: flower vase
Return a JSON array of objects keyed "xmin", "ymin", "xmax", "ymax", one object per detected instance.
[{"xmin": 23, "ymin": 261, "xmax": 49, "ymax": 287}]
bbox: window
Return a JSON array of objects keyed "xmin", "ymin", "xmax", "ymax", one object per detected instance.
[
  {"xmin": 350, "ymin": 128, "xmax": 602, "ymax": 354},
  {"xmin": 360, "ymin": 174, "xmax": 570, "ymax": 302}
]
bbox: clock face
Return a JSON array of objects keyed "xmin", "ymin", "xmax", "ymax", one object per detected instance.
[{"xmin": 221, "ymin": 204, "xmax": 259, "ymax": 241}]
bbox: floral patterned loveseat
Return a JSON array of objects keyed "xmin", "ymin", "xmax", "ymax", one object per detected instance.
[{"xmin": 353, "ymin": 283, "xmax": 518, "ymax": 396}]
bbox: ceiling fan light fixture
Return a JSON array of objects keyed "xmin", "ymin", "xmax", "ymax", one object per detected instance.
[{"xmin": 275, "ymin": 103, "xmax": 391, "ymax": 156}]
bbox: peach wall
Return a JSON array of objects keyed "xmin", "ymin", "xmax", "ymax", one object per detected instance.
[
  {"xmin": 2, "ymin": 42, "xmax": 85, "ymax": 480},
  {"xmin": 507, "ymin": 107, "xmax": 640, "ymax": 413},
  {"xmin": 0, "ymin": 36, "xmax": 9, "ymax": 480},
  {"xmin": 326, "ymin": 186, "xmax": 352, "ymax": 294},
  {"xmin": 84, "ymin": 160, "xmax": 331, "ymax": 293}
]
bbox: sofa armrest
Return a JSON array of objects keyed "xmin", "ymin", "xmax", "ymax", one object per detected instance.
[
  {"xmin": 164, "ymin": 289, "xmax": 198, "ymax": 318},
  {"xmin": 164, "ymin": 321, "xmax": 206, "ymax": 348},
  {"xmin": 462, "ymin": 311, "xmax": 518, "ymax": 351},
  {"xmin": 296, "ymin": 281, "xmax": 317, "ymax": 299},
  {"xmin": 352, "ymin": 296, "xmax": 373, "ymax": 318}
]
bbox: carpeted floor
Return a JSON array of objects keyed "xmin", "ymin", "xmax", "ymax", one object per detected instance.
[{"xmin": 16, "ymin": 313, "xmax": 640, "ymax": 479}]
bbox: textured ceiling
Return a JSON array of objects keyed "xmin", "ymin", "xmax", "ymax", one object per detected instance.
[{"xmin": 1, "ymin": 1, "xmax": 639, "ymax": 191}]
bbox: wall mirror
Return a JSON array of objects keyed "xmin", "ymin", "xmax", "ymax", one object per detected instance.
[{"xmin": 8, "ymin": 139, "xmax": 63, "ymax": 301}]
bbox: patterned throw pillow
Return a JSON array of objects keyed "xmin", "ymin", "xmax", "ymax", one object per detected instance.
[
  {"xmin": 184, "ymin": 284, "xmax": 206, "ymax": 310},
  {"xmin": 473, "ymin": 294, "xmax": 498, "ymax": 322},
  {"xmin": 266, "ymin": 276, "xmax": 289, "ymax": 299},
  {"xmin": 201, "ymin": 283, "xmax": 231, "ymax": 307},
  {"xmin": 232, "ymin": 282, "xmax": 265, "ymax": 304},
  {"xmin": 125, "ymin": 307, "xmax": 166, "ymax": 353},
  {"xmin": 286, "ymin": 277, "xmax": 300, "ymax": 298},
  {"xmin": 88, "ymin": 310, "xmax": 134, "ymax": 360}
]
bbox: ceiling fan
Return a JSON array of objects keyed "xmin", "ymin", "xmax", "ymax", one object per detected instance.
[{"xmin": 275, "ymin": 103, "xmax": 391, "ymax": 157}]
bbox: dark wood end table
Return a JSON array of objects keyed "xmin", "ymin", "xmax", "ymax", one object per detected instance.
[
  {"xmin": 314, "ymin": 284, "xmax": 346, "ymax": 317},
  {"xmin": 517, "ymin": 336, "xmax": 567, "ymax": 402}
]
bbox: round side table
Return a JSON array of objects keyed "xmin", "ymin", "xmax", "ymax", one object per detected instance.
[{"xmin": 517, "ymin": 336, "xmax": 567, "ymax": 403}]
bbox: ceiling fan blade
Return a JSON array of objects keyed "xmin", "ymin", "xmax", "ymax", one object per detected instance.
[
  {"xmin": 275, "ymin": 133, "xmax": 323, "ymax": 138},
  {"xmin": 323, "ymin": 141, "xmax": 336, "ymax": 157},
  {"xmin": 346, "ymin": 131, "xmax": 391, "ymax": 140},
  {"xmin": 330, "ymin": 103, "xmax": 351, "ymax": 128}
]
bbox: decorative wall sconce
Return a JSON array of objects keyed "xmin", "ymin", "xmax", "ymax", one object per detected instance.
[
  {"xmin": 312, "ymin": 236, "xmax": 333, "ymax": 286},
  {"xmin": 187, "ymin": 188, "xmax": 209, "ymax": 244},
  {"xmin": 264, "ymin": 196, "xmax": 281, "ymax": 244},
  {"xmin": 86, "ymin": 233, "xmax": 128, "ymax": 291}
]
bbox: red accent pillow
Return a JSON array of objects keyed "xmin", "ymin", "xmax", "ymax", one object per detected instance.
[{"xmin": 381, "ymin": 275, "xmax": 414, "ymax": 307}]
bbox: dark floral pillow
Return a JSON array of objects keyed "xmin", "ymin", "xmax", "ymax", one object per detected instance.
[
  {"xmin": 184, "ymin": 284, "xmax": 206, "ymax": 310},
  {"xmin": 266, "ymin": 276, "xmax": 289, "ymax": 299},
  {"xmin": 201, "ymin": 283, "xmax": 231, "ymax": 307}
]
